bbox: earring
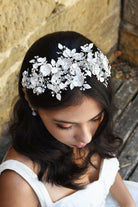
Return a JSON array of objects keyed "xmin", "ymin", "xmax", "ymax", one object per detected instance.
[{"xmin": 31, "ymin": 108, "xmax": 37, "ymax": 116}]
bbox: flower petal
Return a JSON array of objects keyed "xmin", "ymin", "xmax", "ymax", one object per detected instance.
[
  {"xmin": 83, "ymin": 84, "xmax": 91, "ymax": 89},
  {"xmin": 56, "ymin": 93, "xmax": 61, "ymax": 100}
]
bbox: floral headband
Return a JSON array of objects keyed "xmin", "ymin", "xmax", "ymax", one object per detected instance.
[{"xmin": 22, "ymin": 43, "xmax": 111, "ymax": 100}]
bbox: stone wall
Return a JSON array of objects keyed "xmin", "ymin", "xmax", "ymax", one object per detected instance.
[
  {"xmin": 0, "ymin": 0, "xmax": 121, "ymax": 140},
  {"xmin": 119, "ymin": 0, "xmax": 138, "ymax": 65}
]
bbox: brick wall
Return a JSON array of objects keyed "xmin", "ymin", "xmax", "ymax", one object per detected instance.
[
  {"xmin": 0, "ymin": 0, "xmax": 121, "ymax": 139},
  {"xmin": 119, "ymin": 0, "xmax": 138, "ymax": 65}
]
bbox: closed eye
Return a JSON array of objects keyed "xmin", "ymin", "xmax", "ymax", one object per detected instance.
[
  {"xmin": 56, "ymin": 116, "xmax": 102, "ymax": 130},
  {"xmin": 91, "ymin": 115, "xmax": 102, "ymax": 122},
  {"xmin": 55, "ymin": 110, "xmax": 104, "ymax": 129},
  {"xmin": 56, "ymin": 124, "xmax": 73, "ymax": 130}
]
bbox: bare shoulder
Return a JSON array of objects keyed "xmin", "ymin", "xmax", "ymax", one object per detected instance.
[
  {"xmin": 0, "ymin": 147, "xmax": 40, "ymax": 206},
  {"xmin": 0, "ymin": 169, "xmax": 39, "ymax": 207},
  {"xmin": 4, "ymin": 147, "xmax": 39, "ymax": 173}
]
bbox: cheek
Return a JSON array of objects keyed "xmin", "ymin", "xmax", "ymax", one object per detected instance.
[
  {"xmin": 42, "ymin": 121, "xmax": 72, "ymax": 140},
  {"xmin": 39, "ymin": 117, "xmax": 57, "ymax": 137}
]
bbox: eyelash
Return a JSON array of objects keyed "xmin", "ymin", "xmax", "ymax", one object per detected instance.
[
  {"xmin": 56, "ymin": 124, "xmax": 72, "ymax": 130},
  {"xmin": 91, "ymin": 116, "xmax": 102, "ymax": 122},
  {"xmin": 56, "ymin": 116, "xmax": 102, "ymax": 130}
]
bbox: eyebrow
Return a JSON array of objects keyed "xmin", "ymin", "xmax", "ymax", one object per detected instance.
[{"xmin": 53, "ymin": 110, "xmax": 104, "ymax": 124}]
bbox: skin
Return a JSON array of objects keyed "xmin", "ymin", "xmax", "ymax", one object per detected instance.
[
  {"xmin": 38, "ymin": 96, "xmax": 104, "ymax": 148},
  {"xmin": 0, "ymin": 95, "xmax": 136, "ymax": 207}
]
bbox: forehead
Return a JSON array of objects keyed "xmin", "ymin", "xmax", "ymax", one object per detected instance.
[{"xmin": 39, "ymin": 96, "xmax": 102, "ymax": 123}]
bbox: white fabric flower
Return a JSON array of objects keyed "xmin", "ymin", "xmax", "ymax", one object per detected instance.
[
  {"xmin": 72, "ymin": 74, "xmax": 84, "ymax": 87},
  {"xmin": 35, "ymin": 87, "xmax": 44, "ymax": 95},
  {"xmin": 81, "ymin": 43, "xmax": 93, "ymax": 52},
  {"xmin": 70, "ymin": 63, "xmax": 81, "ymax": 75},
  {"xmin": 40, "ymin": 64, "xmax": 52, "ymax": 76},
  {"xmin": 63, "ymin": 48, "xmax": 76, "ymax": 58},
  {"xmin": 22, "ymin": 42, "xmax": 111, "ymax": 99},
  {"xmin": 32, "ymin": 63, "xmax": 39, "ymax": 69},
  {"xmin": 37, "ymin": 57, "xmax": 46, "ymax": 64},
  {"xmin": 74, "ymin": 52, "xmax": 84, "ymax": 61}
]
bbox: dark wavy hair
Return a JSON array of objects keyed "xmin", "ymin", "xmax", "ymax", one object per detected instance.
[{"xmin": 9, "ymin": 31, "xmax": 122, "ymax": 190}]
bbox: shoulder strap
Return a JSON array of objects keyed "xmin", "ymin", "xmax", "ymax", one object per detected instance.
[
  {"xmin": 0, "ymin": 160, "xmax": 53, "ymax": 207},
  {"xmin": 99, "ymin": 158, "xmax": 119, "ymax": 192}
]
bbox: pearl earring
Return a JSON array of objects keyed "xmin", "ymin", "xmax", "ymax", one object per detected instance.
[{"xmin": 31, "ymin": 108, "xmax": 37, "ymax": 116}]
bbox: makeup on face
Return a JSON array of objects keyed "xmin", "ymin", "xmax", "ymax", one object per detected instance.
[
  {"xmin": 54, "ymin": 110, "xmax": 104, "ymax": 130},
  {"xmin": 38, "ymin": 96, "xmax": 104, "ymax": 148}
]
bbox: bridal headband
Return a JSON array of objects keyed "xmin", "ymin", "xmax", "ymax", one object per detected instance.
[{"xmin": 22, "ymin": 43, "xmax": 111, "ymax": 101}]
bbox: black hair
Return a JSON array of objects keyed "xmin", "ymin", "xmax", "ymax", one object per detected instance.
[{"xmin": 9, "ymin": 31, "xmax": 122, "ymax": 190}]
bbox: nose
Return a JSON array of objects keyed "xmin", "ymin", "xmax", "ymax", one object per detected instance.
[{"xmin": 74, "ymin": 124, "xmax": 92, "ymax": 144}]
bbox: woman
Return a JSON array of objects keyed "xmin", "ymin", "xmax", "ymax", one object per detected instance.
[{"xmin": 0, "ymin": 31, "xmax": 137, "ymax": 207}]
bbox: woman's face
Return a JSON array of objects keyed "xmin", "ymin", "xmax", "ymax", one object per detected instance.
[{"xmin": 38, "ymin": 96, "xmax": 104, "ymax": 149}]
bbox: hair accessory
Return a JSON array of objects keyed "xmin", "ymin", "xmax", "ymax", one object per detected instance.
[
  {"xmin": 31, "ymin": 108, "xmax": 37, "ymax": 116},
  {"xmin": 22, "ymin": 43, "xmax": 111, "ymax": 100}
]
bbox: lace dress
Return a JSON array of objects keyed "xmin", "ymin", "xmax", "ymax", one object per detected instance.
[{"xmin": 0, "ymin": 158, "xmax": 138, "ymax": 207}]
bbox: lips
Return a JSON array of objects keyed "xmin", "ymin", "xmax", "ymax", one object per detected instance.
[{"xmin": 73, "ymin": 144, "xmax": 86, "ymax": 148}]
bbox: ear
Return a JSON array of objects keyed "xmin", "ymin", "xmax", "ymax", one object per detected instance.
[{"xmin": 22, "ymin": 88, "xmax": 32, "ymax": 108}]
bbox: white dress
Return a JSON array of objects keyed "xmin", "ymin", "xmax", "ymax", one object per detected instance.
[{"xmin": 0, "ymin": 158, "xmax": 138, "ymax": 207}]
